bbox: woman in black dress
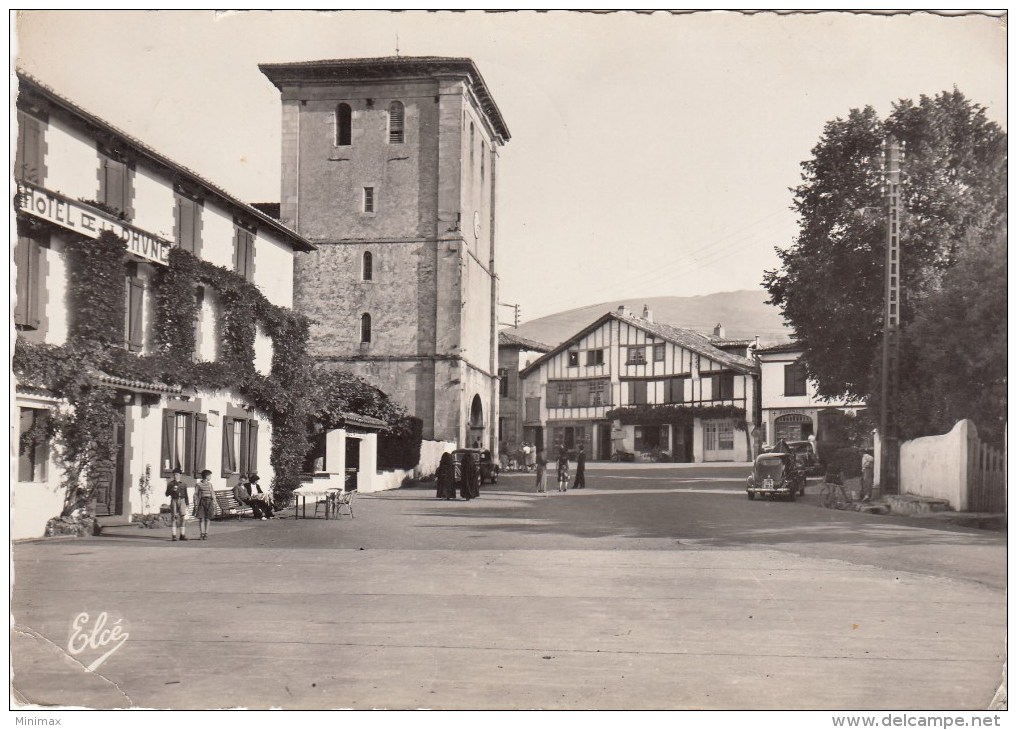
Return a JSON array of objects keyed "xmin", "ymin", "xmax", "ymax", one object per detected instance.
[
  {"xmin": 461, "ymin": 451, "xmax": 479, "ymax": 500},
  {"xmin": 436, "ymin": 452, "xmax": 455, "ymax": 499}
]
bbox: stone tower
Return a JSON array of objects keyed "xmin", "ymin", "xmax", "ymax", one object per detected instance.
[{"xmin": 260, "ymin": 57, "xmax": 510, "ymax": 446}]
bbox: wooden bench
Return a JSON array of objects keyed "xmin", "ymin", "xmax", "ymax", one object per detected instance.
[{"xmin": 213, "ymin": 490, "xmax": 255, "ymax": 520}]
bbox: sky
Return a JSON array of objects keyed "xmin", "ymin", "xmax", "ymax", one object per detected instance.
[{"xmin": 12, "ymin": 10, "xmax": 1007, "ymax": 324}]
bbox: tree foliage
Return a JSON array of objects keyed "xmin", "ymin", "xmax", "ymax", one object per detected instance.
[{"xmin": 763, "ymin": 89, "xmax": 1006, "ymax": 441}]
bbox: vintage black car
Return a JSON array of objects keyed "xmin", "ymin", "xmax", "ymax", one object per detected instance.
[
  {"xmin": 452, "ymin": 448, "xmax": 499, "ymax": 486},
  {"xmin": 786, "ymin": 440, "xmax": 821, "ymax": 475},
  {"xmin": 746, "ymin": 452, "xmax": 806, "ymax": 501}
]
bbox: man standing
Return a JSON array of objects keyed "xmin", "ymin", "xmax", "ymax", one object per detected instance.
[
  {"xmin": 860, "ymin": 449, "xmax": 875, "ymax": 501},
  {"xmin": 573, "ymin": 446, "xmax": 587, "ymax": 489},
  {"xmin": 165, "ymin": 467, "xmax": 189, "ymax": 542}
]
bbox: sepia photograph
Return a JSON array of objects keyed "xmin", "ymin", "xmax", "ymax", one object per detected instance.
[{"xmin": 9, "ymin": 9, "xmax": 1007, "ymax": 719}]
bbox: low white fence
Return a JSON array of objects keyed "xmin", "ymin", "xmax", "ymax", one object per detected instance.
[{"xmin": 899, "ymin": 419, "xmax": 1005, "ymax": 512}]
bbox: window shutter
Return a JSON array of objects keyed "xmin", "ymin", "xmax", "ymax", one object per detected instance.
[
  {"xmin": 27, "ymin": 238, "xmax": 42, "ymax": 329},
  {"xmin": 161, "ymin": 410, "xmax": 176, "ymax": 477},
  {"xmin": 232, "ymin": 227, "xmax": 241, "ymax": 273},
  {"xmin": 127, "ymin": 277, "xmax": 145, "ymax": 352},
  {"xmin": 193, "ymin": 413, "xmax": 207, "ymax": 475},
  {"xmin": 102, "ymin": 157, "xmax": 126, "ymax": 214},
  {"xmin": 18, "ymin": 409, "xmax": 34, "ymax": 482},
  {"xmin": 14, "ymin": 235, "xmax": 30, "ymax": 326},
  {"xmin": 247, "ymin": 420, "xmax": 259, "ymax": 475},
  {"xmin": 244, "ymin": 231, "xmax": 255, "ymax": 281},
  {"xmin": 17, "ymin": 113, "xmax": 43, "ymax": 184},
  {"xmin": 222, "ymin": 417, "xmax": 235, "ymax": 477},
  {"xmin": 546, "ymin": 383, "xmax": 555, "ymax": 404}
]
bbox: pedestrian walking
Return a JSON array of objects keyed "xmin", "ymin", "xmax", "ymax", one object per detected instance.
[
  {"xmin": 573, "ymin": 445, "xmax": 586, "ymax": 489},
  {"xmin": 194, "ymin": 469, "xmax": 216, "ymax": 540},
  {"xmin": 461, "ymin": 451, "xmax": 480, "ymax": 500},
  {"xmin": 860, "ymin": 449, "xmax": 875, "ymax": 501},
  {"xmin": 436, "ymin": 452, "xmax": 455, "ymax": 500},
  {"xmin": 556, "ymin": 452, "xmax": 570, "ymax": 492},
  {"xmin": 165, "ymin": 467, "xmax": 189, "ymax": 541},
  {"xmin": 534, "ymin": 449, "xmax": 547, "ymax": 493}
]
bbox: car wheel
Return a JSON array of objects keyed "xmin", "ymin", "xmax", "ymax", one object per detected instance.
[
  {"xmin": 747, "ymin": 491, "xmax": 754, "ymax": 500},
  {"xmin": 787, "ymin": 489, "xmax": 796, "ymax": 502}
]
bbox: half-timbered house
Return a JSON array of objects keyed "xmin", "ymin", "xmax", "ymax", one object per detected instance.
[{"xmin": 518, "ymin": 306, "xmax": 760, "ymax": 462}]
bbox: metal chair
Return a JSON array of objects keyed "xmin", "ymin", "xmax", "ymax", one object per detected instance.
[{"xmin": 313, "ymin": 488, "xmax": 342, "ymax": 519}]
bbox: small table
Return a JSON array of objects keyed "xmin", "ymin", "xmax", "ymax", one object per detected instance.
[{"xmin": 292, "ymin": 486, "xmax": 340, "ymax": 519}]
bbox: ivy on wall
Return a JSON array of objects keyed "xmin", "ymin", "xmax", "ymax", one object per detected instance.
[
  {"xmin": 13, "ymin": 230, "xmax": 314, "ymax": 519},
  {"xmin": 606, "ymin": 404, "xmax": 749, "ymax": 431}
]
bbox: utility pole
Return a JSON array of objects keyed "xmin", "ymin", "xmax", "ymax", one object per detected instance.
[
  {"xmin": 498, "ymin": 302, "xmax": 520, "ymax": 328},
  {"xmin": 880, "ymin": 137, "xmax": 902, "ymax": 495}
]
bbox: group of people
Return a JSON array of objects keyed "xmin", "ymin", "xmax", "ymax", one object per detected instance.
[
  {"xmin": 164, "ymin": 468, "xmax": 276, "ymax": 542},
  {"xmin": 435, "ymin": 451, "xmax": 480, "ymax": 501},
  {"xmin": 534, "ymin": 446, "xmax": 586, "ymax": 493}
]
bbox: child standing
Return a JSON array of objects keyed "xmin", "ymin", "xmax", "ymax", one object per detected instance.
[
  {"xmin": 194, "ymin": 469, "xmax": 216, "ymax": 540},
  {"xmin": 556, "ymin": 452, "xmax": 570, "ymax": 493},
  {"xmin": 165, "ymin": 467, "xmax": 189, "ymax": 542}
]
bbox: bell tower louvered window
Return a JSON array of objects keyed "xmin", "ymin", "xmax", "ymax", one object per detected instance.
[
  {"xmin": 388, "ymin": 101, "xmax": 404, "ymax": 144},
  {"xmin": 362, "ymin": 251, "xmax": 373, "ymax": 281},
  {"xmin": 361, "ymin": 313, "xmax": 372, "ymax": 343}
]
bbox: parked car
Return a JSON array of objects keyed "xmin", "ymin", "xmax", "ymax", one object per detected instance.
[
  {"xmin": 746, "ymin": 452, "xmax": 805, "ymax": 501},
  {"xmin": 452, "ymin": 448, "xmax": 499, "ymax": 487},
  {"xmin": 786, "ymin": 440, "xmax": 821, "ymax": 475}
]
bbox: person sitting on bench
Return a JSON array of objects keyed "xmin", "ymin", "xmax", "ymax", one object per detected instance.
[
  {"xmin": 246, "ymin": 474, "xmax": 275, "ymax": 519},
  {"xmin": 232, "ymin": 476, "xmax": 272, "ymax": 520}
]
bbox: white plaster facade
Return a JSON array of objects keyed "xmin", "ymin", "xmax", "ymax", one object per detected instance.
[{"xmin": 13, "ymin": 72, "xmax": 314, "ymax": 539}]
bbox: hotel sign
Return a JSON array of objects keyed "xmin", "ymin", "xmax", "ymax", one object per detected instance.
[{"xmin": 16, "ymin": 182, "xmax": 172, "ymax": 265}]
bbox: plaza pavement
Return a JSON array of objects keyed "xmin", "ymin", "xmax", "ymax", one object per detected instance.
[{"xmin": 11, "ymin": 475, "xmax": 1007, "ymax": 710}]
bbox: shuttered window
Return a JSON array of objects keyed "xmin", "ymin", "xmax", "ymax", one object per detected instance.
[
  {"xmin": 363, "ymin": 187, "xmax": 375, "ymax": 213},
  {"xmin": 124, "ymin": 264, "xmax": 145, "ymax": 352},
  {"xmin": 336, "ymin": 103, "xmax": 352, "ymax": 146},
  {"xmin": 222, "ymin": 416, "xmax": 259, "ymax": 477},
  {"xmin": 784, "ymin": 361, "xmax": 808, "ymax": 396},
  {"xmin": 586, "ymin": 349, "xmax": 604, "ymax": 366},
  {"xmin": 388, "ymin": 101, "xmax": 404, "ymax": 144},
  {"xmin": 653, "ymin": 343, "xmax": 666, "ymax": 362},
  {"xmin": 712, "ymin": 373, "xmax": 735, "ymax": 400},
  {"xmin": 175, "ymin": 193, "xmax": 202, "ymax": 255},
  {"xmin": 629, "ymin": 381, "xmax": 648, "ymax": 405},
  {"xmin": 666, "ymin": 377, "xmax": 685, "ymax": 404},
  {"xmin": 16, "ymin": 109, "xmax": 46, "ymax": 184},
  {"xmin": 18, "ymin": 407, "xmax": 50, "ymax": 482},
  {"xmin": 498, "ymin": 368, "xmax": 509, "ymax": 397},
  {"xmin": 233, "ymin": 224, "xmax": 255, "ymax": 281},
  {"xmin": 99, "ymin": 151, "xmax": 131, "ymax": 219},
  {"xmin": 14, "ymin": 231, "xmax": 45, "ymax": 330}
]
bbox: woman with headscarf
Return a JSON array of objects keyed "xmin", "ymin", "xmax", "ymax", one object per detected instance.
[
  {"xmin": 436, "ymin": 452, "xmax": 455, "ymax": 500},
  {"xmin": 461, "ymin": 451, "xmax": 479, "ymax": 500}
]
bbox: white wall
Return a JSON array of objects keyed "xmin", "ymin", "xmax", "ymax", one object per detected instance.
[
  {"xmin": 12, "ymin": 397, "xmax": 65, "ymax": 541},
  {"xmin": 252, "ymin": 232, "xmax": 295, "ymax": 308},
  {"xmin": 132, "ymin": 166, "xmax": 175, "ymax": 241},
  {"xmin": 43, "ymin": 117, "xmax": 99, "ymax": 201},
  {"xmin": 200, "ymin": 199, "xmax": 237, "ymax": 270},
  {"xmin": 254, "ymin": 325, "xmax": 273, "ymax": 375},
  {"xmin": 42, "ymin": 234, "xmax": 70, "ymax": 345},
  {"xmin": 899, "ymin": 419, "xmax": 971, "ymax": 510}
]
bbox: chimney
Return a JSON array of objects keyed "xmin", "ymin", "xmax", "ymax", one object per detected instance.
[
  {"xmin": 617, "ymin": 305, "xmax": 629, "ymax": 317},
  {"xmin": 713, "ymin": 323, "xmax": 725, "ymax": 339},
  {"xmin": 642, "ymin": 304, "xmax": 654, "ymax": 323},
  {"xmin": 753, "ymin": 335, "xmax": 760, "ymax": 349}
]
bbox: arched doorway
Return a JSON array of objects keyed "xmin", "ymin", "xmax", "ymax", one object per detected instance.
[
  {"xmin": 468, "ymin": 394, "xmax": 485, "ymax": 448},
  {"xmin": 774, "ymin": 412, "xmax": 814, "ymax": 442}
]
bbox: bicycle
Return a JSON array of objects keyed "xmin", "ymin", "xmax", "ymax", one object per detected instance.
[{"xmin": 819, "ymin": 474, "xmax": 851, "ymax": 510}]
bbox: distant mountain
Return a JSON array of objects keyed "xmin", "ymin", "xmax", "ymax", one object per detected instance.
[{"xmin": 505, "ymin": 290, "xmax": 792, "ymax": 348}]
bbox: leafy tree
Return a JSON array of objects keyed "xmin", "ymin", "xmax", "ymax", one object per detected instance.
[{"xmin": 764, "ymin": 89, "xmax": 1006, "ymax": 441}]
